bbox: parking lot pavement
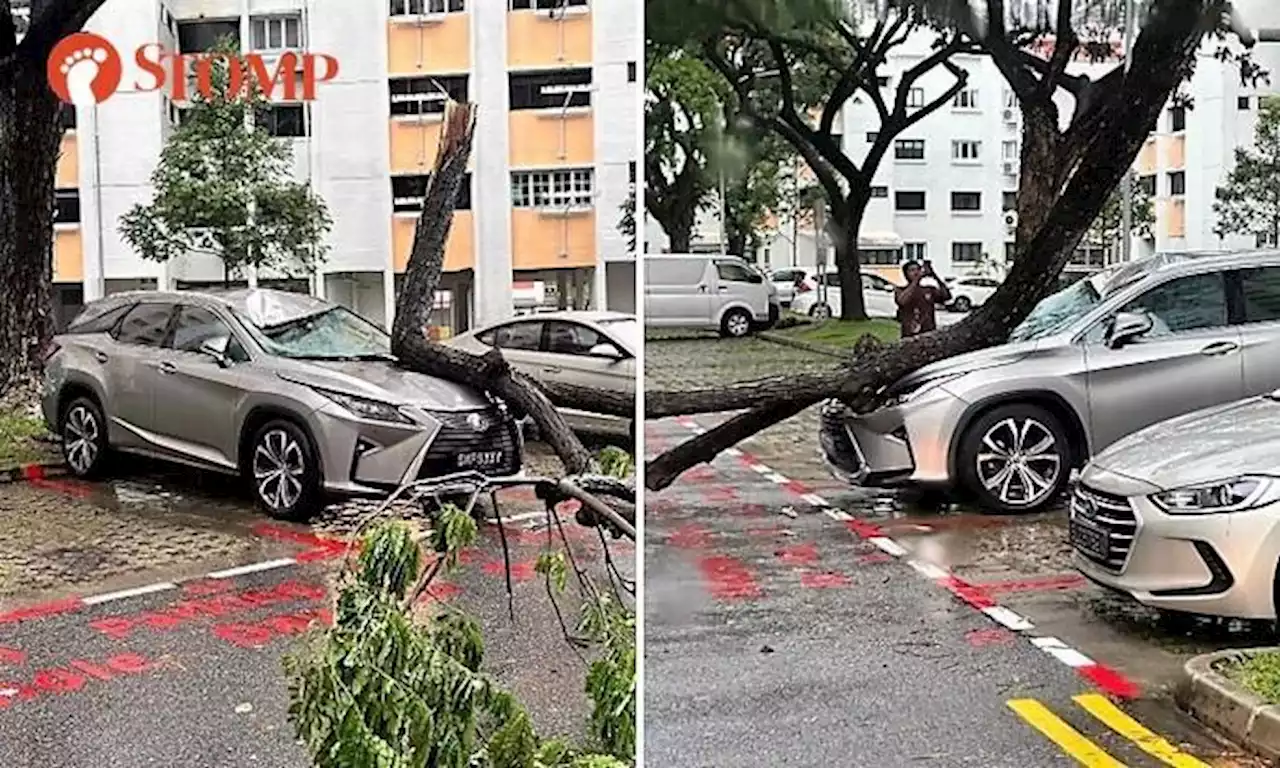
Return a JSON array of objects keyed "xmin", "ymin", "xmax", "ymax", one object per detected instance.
[
  {"xmin": 646, "ymin": 416, "xmax": 1263, "ymax": 767},
  {"xmin": 645, "ymin": 333, "xmax": 838, "ymax": 390},
  {"xmin": 0, "ymin": 445, "xmax": 633, "ymax": 766}
]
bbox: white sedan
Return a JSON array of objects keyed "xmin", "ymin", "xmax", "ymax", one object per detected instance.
[
  {"xmin": 946, "ymin": 276, "xmax": 1001, "ymax": 312},
  {"xmin": 448, "ymin": 311, "xmax": 636, "ymax": 436},
  {"xmin": 792, "ymin": 273, "xmax": 900, "ymax": 319},
  {"xmin": 769, "ymin": 267, "xmax": 817, "ymax": 308}
]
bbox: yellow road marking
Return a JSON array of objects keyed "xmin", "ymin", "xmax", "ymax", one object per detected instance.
[
  {"xmin": 1074, "ymin": 693, "xmax": 1212, "ymax": 768},
  {"xmin": 1007, "ymin": 698, "xmax": 1127, "ymax": 767}
]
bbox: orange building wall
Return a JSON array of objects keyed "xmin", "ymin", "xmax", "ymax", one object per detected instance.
[
  {"xmin": 387, "ymin": 15, "xmax": 471, "ymax": 74},
  {"xmin": 510, "ymin": 210, "xmax": 595, "ymax": 269},
  {"xmin": 53, "ymin": 229, "xmax": 83, "ymax": 282},
  {"xmin": 507, "ymin": 10, "xmax": 592, "ymax": 67},
  {"xmin": 392, "ymin": 211, "xmax": 474, "ymax": 273},
  {"xmin": 508, "ymin": 111, "xmax": 594, "ymax": 167},
  {"xmin": 57, "ymin": 134, "xmax": 78, "ymax": 188}
]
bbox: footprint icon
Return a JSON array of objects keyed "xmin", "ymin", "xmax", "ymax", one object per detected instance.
[{"xmin": 60, "ymin": 47, "xmax": 110, "ymax": 107}]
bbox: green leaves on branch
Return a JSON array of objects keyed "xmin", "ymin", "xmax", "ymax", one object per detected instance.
[
  {"xmin": 1215, "ymin": 96, "xmax": 1280, "ymax": 247},
  {"xmin": 595, "ymin": 446, "xmax": 635, "ymax": 480},
  {"xmin": 120, "ymin": 37, "xmax": 332, "ymax": 281}
]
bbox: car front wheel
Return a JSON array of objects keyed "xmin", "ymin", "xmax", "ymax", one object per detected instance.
[
  {"xmin": 721, "ymin": 309, "xmax": 753, "ymax": 338},
  {"xmin": 248, "ymin": 419, "xmax": 322, "ymax": 521},
  {"xmin": 809, "ymin": 303, "xmax": 833, "ymax": 320},
  {"xmin": 957, "ymin": 404, "xmax": 1072, "ymax": 514},
  {"xmin": 61, "ymin": 396, "xmax": 109, "ymax": 478}
]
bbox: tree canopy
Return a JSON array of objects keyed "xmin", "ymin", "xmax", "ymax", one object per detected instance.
[{"xmin": 1215, "ymin": 95, "xmax": 1280, "ymax": 247}]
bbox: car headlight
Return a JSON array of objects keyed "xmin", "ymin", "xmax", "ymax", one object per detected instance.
[
  {"xmin": 883, "ymin": 373, "xmax": 963, "ymax": 407},
  {"xmin": 316, "ymin": 388, "xmax": 412, "ymax": 424},
  {"xmin": 1151, "ymin": 476, "xmax": 1280, "ymax": 514}
]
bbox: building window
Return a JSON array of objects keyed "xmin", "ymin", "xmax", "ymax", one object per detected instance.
[
  {"xmin": 894, "ymin": 139, "xmax": 925, "ymax": 160},
  {"xmin": 391, "ymin": 0, "xmax": 465, "ymax": 13},
  {"xmin": 390, "ymin": 75, "xmax": 469, "ymax": 116},
  {"xmin": 951, "ymin": 191, "xmax": 981, "ymax": 211},
  {"xmin": 1139, "ymin": 175, "xmax": 1156, "ymax": 196},
  {"xmin": 250, "ymin": 15, "xmax": 302, "ymax": 51},
  {"xmin": 510, "ymin": 0, "xmax": 588, "ymax": 9},
  {"xmin": 1005, "ymin": 241, "xmax": 1016, "ymax": 262},
  {"xmin": 1002, "ymin": 191, "xmax": 1017, "ymax": 211},
  {"xmin": 255, "ymin": 104, "xmax": 307, "ymax": 137},
  {"xmin": 627, "ymin": 61, "xmax": 636, "ymax": 82},
  {"xmin": 509, "ymin": 68, "xmax": 592, "ymax": 110},
  {"xmin": 1004, "ymin": 89, "xmax": 1016, "ymax": 109},
  {"xmin": 952, "ymin": 140, "xmax": 981, "ymax": 161},
  {"xmin": 862, "ymin": 249, "xmax": 899, "ymax": 265},
  {"xmin": 511, "ymin": 168, "xmax": 594, "ymax": 208},
  {"xmin": 59, "ymin": 103, "xmax": 77, "ymax": 131},
  {"xmin": 1239, "ymin": 95, "xmax": 1252, "ymax": 110},
  {"xmin": 1168, "ymin": 170, "xmax": 1186, "ymax": 196},
  {"xmin": 869, "ymin": 186, "xmax": 888, "ymax": 198},
  {"xmin": 895, "ymin": 191, "xmax": 926, "ymax": 211},
  {"xmin": 1002, "ymin": 140, "xmax": 1017, "ymax": 160},
  {"xmin": 866, "ymin": 131, "xmax": 878, "ymax": 143},
  {"xmin": 953, "ymin": 242, "xmax": 983, "ymax": 262},
  {"xmin": 1169, "ymin": 106, "xmax": 1186, "ymax": 132},
  {"xmin": 628, "ymin": 161, "xmax": 636, "ymax": 184},
  {"xmin": 904, "ymin": 242, "xmax": 927, "ymax": 261},
  {"xmin": 392, "ymin": 173, "xmax": 473, "ymax": 212},
  {"xmin": 953, "ymin": 88, "xmax": 979, "ymax": 109},
  {"xmin": 177, "ymin": 20, "xmax": 240, "ymax": 53},
  {"xmin": 907, "ymin": 87, "xmax": 924, "ymax": 108},
  {"xmin": 55, "ymin": 189, "xmax": 80, "ymax": 225}
]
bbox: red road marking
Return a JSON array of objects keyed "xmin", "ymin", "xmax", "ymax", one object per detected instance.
[
  {"xmin": 701, "ymin": 486, "xmax": 738, "ymax": 503},
  {"xmin": 28, "ymin": 477, "xmax": 94, "ymax": 499},
  {"xmin": 745, "ymin": 525, "xmax": 785, "ymax": 538},
  {"xmin": 1079, "ymin": 663, "xmax": 1139, "ymax": 699},
  {"xmin": 0, "ymin": 648, "xmax": 26, "ymax": 666},
  {"xmin": 979, "ymin": 574, "xmax": 1086, "ymax": 594},
  {"xmin": 938, "ymin": 575, "xmax": 997, "ymax": 610},
  {"xmin": 19, "ymin": 465, "xmax": 45, "ymax": 480},
  {"xmin": 0, "ymin": 598, "xmax": 82, "ymax": 626},
  {"xmin": 684, "ymin": 466, "xmax": 716, "ymax": 484},
  {"xmin": 800, "ymin": 571, "xmax": 851, "ymax": 589},
  {"xmin": 481, "ymin": 559, "xmax": 537, "ymax": 583},
  {"xmin": 775, "ymin": 543, "xmax": 819, "ymax": 566},
  {"xmin": 251, "ymin": 523, "xmax": 348, "ymax": 561},
  {"xmin": 666, "ymin": 524, "xmax": 712, "ymax": 549},
  {"xmin": 421, "ymin": 582, "xmax": 461, "ymax": 603},
  {"xmin": 89, "ymin": 580, "xmax": 326, "ymax": 639},
  {"xmin": 0, "ymin": 653, "xmax": 152, "ymax": 710},
  {"xmin": 965, "ymin": 628, "xmax": 1012, "ymax": 647},
  {"xmin": 844, "ymin": 519, "xmax": 885, "ymax": 539},
  {"xmin": 740, "ymin": 503, "xmax": 768, "ymax": 517},
  {"xmin": 856, "ymin": 553, "xmax": 894, "ymax": 565},
  {"xmin": 697, "ymin": 555, "xmax": 762, "ymax": 600},
  {"xmin": 212, "ymin": 607, "xmax": 332, "ymax": 649}
]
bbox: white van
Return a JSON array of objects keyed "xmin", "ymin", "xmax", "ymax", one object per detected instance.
[{"xmin": 644, "ymin": 254, "xmax": 779, "ymax": 337}]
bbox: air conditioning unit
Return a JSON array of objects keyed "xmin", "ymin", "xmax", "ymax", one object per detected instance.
[
  {"xmin": 1003, "ymin": 210, "xmax": 1018, "ymax": 233},
  {"xmin": 1003, "ymin": 108, "xmax": 1015, "ymax": 121},
  {"xmin": 1003, "ymin": 161, "xmax": 1017, "ymax": 176}
]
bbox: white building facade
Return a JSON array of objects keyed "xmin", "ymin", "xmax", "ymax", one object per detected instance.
[{"xmin": 46, "ymin": 0, "xmax": 639, "ymax": 333}]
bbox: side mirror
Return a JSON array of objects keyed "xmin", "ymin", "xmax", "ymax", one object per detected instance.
[
  {"xmin": 589, "ymin": 343, "xmax": 624, "ymax": 359},
  {"xmin": 747, "ymin": 272, "xmax": 764, "ymax": 284},
  {"xmin": 200, "ymin": 336, "xmax": 232, "ymax": 366},
  {"xmin": 1106, "ymin": 311, "xmax": 1154, "ymax": 349}
]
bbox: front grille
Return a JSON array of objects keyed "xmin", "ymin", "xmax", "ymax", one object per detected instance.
[
  {"xmin": 419, "ymin": 408, "xmax": 522, "ymax": 478},
  {"xmin": 819, "ymin": 402, "xmax": 863, "ymax": 476},
  {"xmin": 1070, "ymin": 484, "xmax": 1137, "ymax": 571}
]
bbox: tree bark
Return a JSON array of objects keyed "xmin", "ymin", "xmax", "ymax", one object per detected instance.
[
  {"xmin": 646, "ymin": 0, "xmax": 1212, "ymax": 491},
  {"xmin": 830, "ymin": 200, "xmax": 869, "ymax": 322},
  {"xmin": 387, "ymin": 103, "xmax": 602, "ymax": 476}
]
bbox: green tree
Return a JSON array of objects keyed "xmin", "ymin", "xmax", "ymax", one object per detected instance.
[
  {"xmin": 120, "ymin": 41, "xmax": 332, "ymax": 284},
  {"xmin": 719, "ymin": 115, "xmax": 795, "ymax": 258},
  {"xmin": 644, "ymin": 44, "xmax": 727, "ymax": 252},
  {"xmin": 1215, "ymin": 96, "xmax": 1280, "ymax": 247}
]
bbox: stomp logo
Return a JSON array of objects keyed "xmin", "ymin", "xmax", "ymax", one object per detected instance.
[{"xmin": 46, "ymin": 32, "xmax": 339, "ymax": 106}]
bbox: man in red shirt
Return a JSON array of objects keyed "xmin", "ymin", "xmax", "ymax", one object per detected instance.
[{"xmin": 895, "ymin": 260, "xmax": 952, "ymax": 337}]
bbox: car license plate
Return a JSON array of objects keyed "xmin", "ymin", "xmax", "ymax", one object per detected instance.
[
  {"xmin": 1069, "ymin": 517, "xmax": 1109, "ymax": 561},
  {"xmin": 457, "ymin": 451, "xmax": 504, "ymax": 469}
]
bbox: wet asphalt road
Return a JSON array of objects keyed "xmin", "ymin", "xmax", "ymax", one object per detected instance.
[
  {"xmin": 0, "ymin": 471, "xmax": 633, "ymax": 767},
  {"xmin": 644, "ymin": 416, "xmax": 1258, "ymax": 767}
]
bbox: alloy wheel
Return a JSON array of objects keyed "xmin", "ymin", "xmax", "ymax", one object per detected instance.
[
  {"xmin": 974, "ymin": 417, "xmax": 1061, "ymax": 507},
  {"xmin": 812, "ymin": 304, "xmax": 832, "ymax": 320},
  {"xmin": 63, "ymin": 405, "xmax": 99, "ymax": 474},
  {"xmin": 726, "ymin": 313, "xmax": 751, "ymax": 337},
  {"xmin": 253, "ymin": 429, "xmax": 306, "ymax": 511}
]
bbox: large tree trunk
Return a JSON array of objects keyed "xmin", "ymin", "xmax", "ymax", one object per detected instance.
[
  {"xmin": 830, "ymin": 198, "xmax": 869, "ymax": 322},
  {"xmin": 645, "ymin": 0, "xmax": 1209, "ymax": 491},
  {"xmin": 0, "ymin": 50, "xmax": 62, "ymax": 401},
  {"xmin": 388, "ymin": 104, "xmax": 608, "ymax": 476}
]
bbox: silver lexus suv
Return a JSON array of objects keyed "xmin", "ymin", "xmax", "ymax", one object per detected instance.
[
  {"xmin": 42, "ymin": 289, "xmax": 522, "ymax": 521},
  {"xmin": 820, "ymin": 250, "xmax": 1280, "ymax": 514}
]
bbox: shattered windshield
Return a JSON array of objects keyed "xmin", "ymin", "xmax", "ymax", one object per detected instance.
[
  {"xmin": 239, "ymin": 306, "xmax": 394, "ymax": 361},
  {"xmin": 1009, "ymin": 276, "xmax": 1104, "ymax": 342}
]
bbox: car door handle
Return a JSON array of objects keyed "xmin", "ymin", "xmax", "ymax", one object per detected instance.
[
  {"xmin": 696, "ymin": 285, "xmax": 708, "ymax": 293},
  {"xmin": 1200, "ymin": 341, "xmax": 1240, "ymax": 356},
  {"xmin": 94, "ymin": 351, "xmax": 108, "ymax": 363},
  {"xmin": 718, "ymin": 286, "xmax": 730, "ymax": 292},
  {"xmin": 542, "ymin": 366, "xmax": 562, "ymax": 374},
  {"xmin": 158, "ymin": 361, "xmax": 178, "ymax": 375}
]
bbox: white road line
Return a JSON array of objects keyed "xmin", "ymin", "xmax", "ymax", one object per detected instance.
[
  {"xmin": 801, "ymin": 493, "xmax": 829, "ymax": 507},
  {"xmin": 765, "ymin": 473, "xmax": 790, "ymax": 485},
  {"xmin": 82, "ymin": 582, "xmax": 177, "ymax": 605},
  {"xmin": 207, "ymin": 558, "xmax": 298, "ymax": 579},
  {"xmin": 869, "ymin": 537, "xmax": 909, "ymax": 557},
  {"xmin": 491, "ymin": 510, "xmax": 546, "ymax": 525},
  {"xmin": 908, "ymin": 560, "xmax": 949, "ymax": 580},
  {"xmin": 750, "ymin": 464, "xmax": 773, "ymax": 474},
  {"xmin": 1031, "ymin": 636, "xmax": 1068, "ymax": 649},
  {"xmin": 981, "ymin": 605, "xmax": 1035, "ymax": 632},
  {"xmin": 0, "ymin": 689, "xmax": 15, "ymax": 697},
  {"xmin": 1043, "ymin": 646, "xmax": 1094, "ymax": 668},
  {"xmin": 724, "ymin": 448, "xmax": 743, "ymax": 457}
]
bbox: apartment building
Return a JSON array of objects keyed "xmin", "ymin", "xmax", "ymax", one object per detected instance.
[
  {"xmin": 43, "ymin": 0, "xmax": 638, "ymax": 333},
  {"xmin": 649, "ymin": 30, "xmax": 1280, "ymax": 286}
]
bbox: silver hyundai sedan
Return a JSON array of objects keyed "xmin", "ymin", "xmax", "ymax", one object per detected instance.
[
  {"xmin": 820, "ymin": 250, "xmax": 1280, "ymax": 514},
  {"xmin": 1072, "ymin": 394, "xmax": 1280, "ymax": 620},
  {"xmin": 42, "ymin": 289, "xmax": 522, "ymax": 521}
]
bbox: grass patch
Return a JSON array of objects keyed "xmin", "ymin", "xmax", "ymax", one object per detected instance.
[
  {"xmin": 0, "ymin": 406, "xmax": 57, "ymax": 471},
  {"xmin": 774, "ymin": 318, "xmax": 901, "ymax": 348},
  {"xmin": 1222, "ymin": 651, "xmax": 1280, "ymax": 703}
]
